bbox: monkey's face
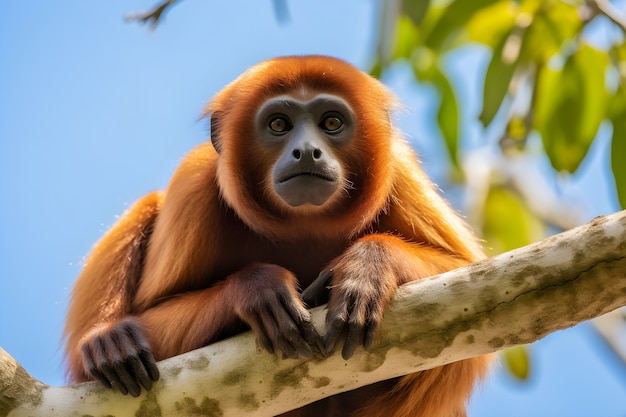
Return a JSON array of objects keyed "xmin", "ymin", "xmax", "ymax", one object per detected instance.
[
  {"xmin": 255, "ymin": 93, "xmax": 354, "ymax": 209},
  {"xmin": 206, "ymin": 56, "xmax": 396, "ymax": 239}
]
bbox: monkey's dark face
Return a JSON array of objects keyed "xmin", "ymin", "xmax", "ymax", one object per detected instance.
[
  {"xmin": 206, "ymin": 55, "xmax": 396, "ymax": 239},
  {"xmin": 255, "ymin": 94, "xmax": 355, "ymax": 208}
]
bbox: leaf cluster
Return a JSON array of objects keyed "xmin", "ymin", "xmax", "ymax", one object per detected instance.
[{"xmin": 372, "ymin": 0, "xmax": 626, "ymax": 209}]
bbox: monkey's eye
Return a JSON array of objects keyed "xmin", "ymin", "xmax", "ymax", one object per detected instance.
[
  {"xmin": 320, "ymin": 114, "xmax": 344, "ymax": 132},
  {"xmin": 268, "ymin": 117, "xmax": 292, "ymax": 133}
]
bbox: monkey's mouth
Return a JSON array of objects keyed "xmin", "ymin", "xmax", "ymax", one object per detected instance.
[
  {"xmin": 278, "ymin": 171, "xmax": 336, "ymax": 183},
  {"xmin": 273, "ymin": 160, "xmax": 342, "ymax": 207},
  {"xmin": 274, "ymin": 171, "xmax": 340, "ymax": 207}
]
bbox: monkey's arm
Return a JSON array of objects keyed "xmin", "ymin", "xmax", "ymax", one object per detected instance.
[
  {"xmin": 314, "ymin": 234, "xmax": 470, "ymax": 359},
  {"xmin": 81, "ymin": 263, "xmax": 322, "ymax": 396},
  {"xmin": 64, "ymin": 192, "xmax": 162, "ymax": 395},
  {"xmin": 138, "ymin": 264, "xmax": 322, "ymax": 360}
]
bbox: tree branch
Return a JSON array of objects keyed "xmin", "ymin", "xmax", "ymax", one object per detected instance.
[
  {"xmin": 2, "ymin": 210, "xmax": 626, "ymax": 416},
  {"xmin": 126, "ymin": 0, "xmax": 181, "ymax": 28},
  {"xmin": 589, "ymin": 0, "xmax": 626, "ymax": 35}
]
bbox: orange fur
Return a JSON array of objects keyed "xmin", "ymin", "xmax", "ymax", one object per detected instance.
[{"xmin": 64, "ymin": 56, "xmax": 490, "ymax": 415}]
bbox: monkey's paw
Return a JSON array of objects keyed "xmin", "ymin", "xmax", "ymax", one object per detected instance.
[{"xmin": 79, "ymin": 318, "xmax": 160, "ymax": 397}]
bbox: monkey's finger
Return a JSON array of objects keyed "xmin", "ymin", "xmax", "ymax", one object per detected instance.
[
  {"xmin": 120, "ymin": 352, "xmax": 155, "ymax": 395},
  {"xmin": 112, "ymin": 326, "xmax": 155, "ymax": 396},
  {"xmin": 323, "ymin": 312, "xmax": 347, "ymax": 355},
  {"xmin": 278, "ymin": 294, "xmax": 317, "ymax": 359},
  {"xmin": 290, "ymin": 301, "xmax": 325, "ymax": 356},
  {"xmin": 101, "ymin": 336, "xmax": 142, "ymax": 397},
  {"xmin": 300, "ymin": 318, "xmax": 326, "ymax": 356},
  {"xmin": 114, "ymin": 366, "xmax": 143, "ymax": 397},
  {"xmin": 100, "ymin": 364, "xmax": 130, "ymax": 395},
  {"xmin": 139, "ymin": 347, "xmax": 160, "ymax": 383},
  {"xmin": 342, "ymin": 318, "xmax": 364, "ymax": 360},
  {"xmin": 301, "ymin": 269, "xmax": 333, "ymax": 307},
  {"xmin": 95, "ymin": 342, "xmax": 132, "ymax": 395},
  {"xmin": 256, "ymin": 302, "xmax": 299, "ymax": 358},
  {"xmin": 120, "ymin": 322, "xmax": 160, "ymax": 388},
  {"xmin": 362, "ymin": 303, "xmax": 381, "ymax": 351},
  {"xmin": 268, "ymin": 301, "xmax": 306, "ymax": 359},
  {"xmin": 246, "ymin": 313, "xmax": 275, "ymax": 355},
  {"xmin": 363, "ymin": 319, "xmax": 378, "ymax": 352},
  {"xmin": 81, "ymin": 340, "xmax": 112, "ymax": 389}
]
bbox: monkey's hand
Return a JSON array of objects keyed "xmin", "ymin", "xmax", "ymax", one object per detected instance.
[
  {"xmin": 79, "ymin": 318, "xmax": 160, "ymax": 397},
  {"xmin": 321, "ymin": 238, "xmax": 399, "ymax": 360},
  {"xmin": 229, "ymin": 263, "xmax": 324, "ymax": 360}
]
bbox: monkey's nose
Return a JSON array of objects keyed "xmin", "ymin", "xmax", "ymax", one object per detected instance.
[{"xmin": 292, "ymin": 146, "xmax": 322, "ymax": 161}]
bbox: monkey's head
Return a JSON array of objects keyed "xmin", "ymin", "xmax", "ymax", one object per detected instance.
[{"xmin": 204, "ymin": 56, "xmax": 398, "ymax": 240}]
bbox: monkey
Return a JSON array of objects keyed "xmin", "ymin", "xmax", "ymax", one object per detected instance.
[{"xmin": 64, "ymin": 55, "xmax": 491, "ymax": 417}]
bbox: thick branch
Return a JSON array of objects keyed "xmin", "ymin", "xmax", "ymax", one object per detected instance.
[{"xmin": 2, "ymin": 210, "xmax": 626, "ymax": 417}]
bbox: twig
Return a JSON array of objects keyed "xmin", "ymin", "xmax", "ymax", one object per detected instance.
[{"xmin": 126, "ymin": 0, "xmax": 181, "ymax": 29}]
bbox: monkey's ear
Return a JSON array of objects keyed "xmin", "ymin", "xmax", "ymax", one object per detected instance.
[{"xmin": 208, "ymin": 111, "xmax": 223, "ymax": 154}]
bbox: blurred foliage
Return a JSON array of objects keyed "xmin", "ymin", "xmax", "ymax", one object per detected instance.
[
  {"xmin": 372, "ymin": 0, "xmax": 626, "ymax": 380},
  {"xmin": 482, "ymin": 186, "xmax": 545, "ymax": 254},
  {"xmin": 372, "ymin": 0, "xmax": 626, "ymax": 213},
  {"xmin": 502, "ymin": 345, "xmax": 531, "ymax": 380}
]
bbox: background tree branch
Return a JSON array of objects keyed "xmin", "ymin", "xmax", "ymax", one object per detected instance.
[
  {"xmin": 125, "ymin": 0, "xmax": 180, "ymax": 28},
  {"xmin": 2, "ymin": 210, "xmax": 625, "ymax": 416}
]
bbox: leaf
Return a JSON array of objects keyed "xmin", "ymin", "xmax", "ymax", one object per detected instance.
[
  {"xmin": 428, "ymin": 68, "xmax": 460, "ymax": 170},
  {"xmin": 518, "ymin": 1, "xmax": 581, "ymax": 64},
  {"xmin": 479, "ymin": 27, "xmax": 522, "ymax": 127},
  {"xmin": 610, "ymin": 90, "xmax": 626, "ymax": 209},
  {"xmin": 534, "ymin": 45, "xmax": 609, "ymax": 173},
  {"xmin": 466, "ymin": 0, "xmax": 517, "ymax": 47},
  {"xmin": 518, "ymin": 13, "xmax": 557, "ymax": 64},
  {"xmin": 402, "ymin": 0, "xmax": 430, "ymax": 25},
  {"xmin": 506, "ymin": 115, "xmax": 529, "ymax": 142},
  {"xmin": 393, "ymin": 15, "xmax": 420, "ymax": 61},
  {"xmin": 502, "ymin": 345, "xmax": 531, "ymax": 380},
  {"xmin": 482, "ymin": 186, "xmax": 545, "ymax": 255},
  {"xmin": 411, "ymin": 56, "xmax": 459, "ymax": 167},
  {"xmin": 411, "ymin": 46, "xmax": 437, "ymax": 80},
  {"xmin": 575, "ymin": 45, "xmax": 609, "ymax": 145},
  {"xmin": 534, "ymin": 61, "xmax": 584, "ymax": 172},
  {"xmin": 541, "ymin": 1, "xmax": 581, "ymax": 47},
  {"xmin": 425, "ymin": 0, "xmax": 501, "ymax": 51},
  {"xmin": 369, "ymin": 57, "xmax": 383, "ymax": 79}
]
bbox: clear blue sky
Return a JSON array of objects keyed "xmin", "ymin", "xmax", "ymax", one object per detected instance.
[{"xmin": 1, "ymin": 1, "xmax": 624, "ymax": 415}]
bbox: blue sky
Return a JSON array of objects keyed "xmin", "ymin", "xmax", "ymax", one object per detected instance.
[{"xmin": 1, "ymin": 1, "xmax": 625, "ymax": 415}]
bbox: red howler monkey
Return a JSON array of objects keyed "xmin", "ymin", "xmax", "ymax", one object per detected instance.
[{"xmin": 64, "ymin": 55, "xmax": 490, "ymax": 417}]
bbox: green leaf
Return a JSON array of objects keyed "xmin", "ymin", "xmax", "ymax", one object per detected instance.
[
  {"xmin": 402, "ymin": 0, "xmax": 430, "ymax": 26},
  {"xmin": 502, "ymin": 345, "xmax": 531, "ymax": 380},
  {"xmin": 369, "ymin": 57, "xmax": 383, "ymax": 79},
  {"xmin": 393, "ymin": 15, "xmax": 420, "ymax": 61},
  {"xmin": 534, "ymin": 45, "xmax": 609, "ymax": 173},
  {"xmin": 428, "ymin": 68, "xmax": 460, "ymax": 170},
  {"xmin": 411, "ymin": 46, "xmax": 437, "ymax": 80},
  {"xmin": 533, "ymin": 63, "xmax": 559, "ymax": 129},
  {"xmin": 425, "ymin": 0, "xmax": 500, "ymax": 51},
  {"xmin": 518, "ymin": 13, "xmax": 558, "ymax": 64},
  {"xmin": 575, "ymin": 45, "xmax": 609, "ymax": 145},
  {"xmin": 480, "ymin": 27, "xmax": 522, "ymax": 127},
  {"xmin": 541, "ymin": 1, "xmax": 581, "ymax": 47},
  {"xmin": 466, "ymin": 0, "xmax": 517, "ymax": 47},
  {"xmin": 482, "ymin": 186, "xmax": 545, "ymax": 255},
  {"xmin": 518, "ymin": 2, "xmax": 581, "ymax": 64},
  {"xmin": 610, "ymin": 91, "xmax": 626, "ymax": 209}
]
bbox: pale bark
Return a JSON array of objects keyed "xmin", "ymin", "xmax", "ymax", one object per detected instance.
[{"xmin": 2, "ymin": 210, "xmax": 626, "ymax": 417}]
